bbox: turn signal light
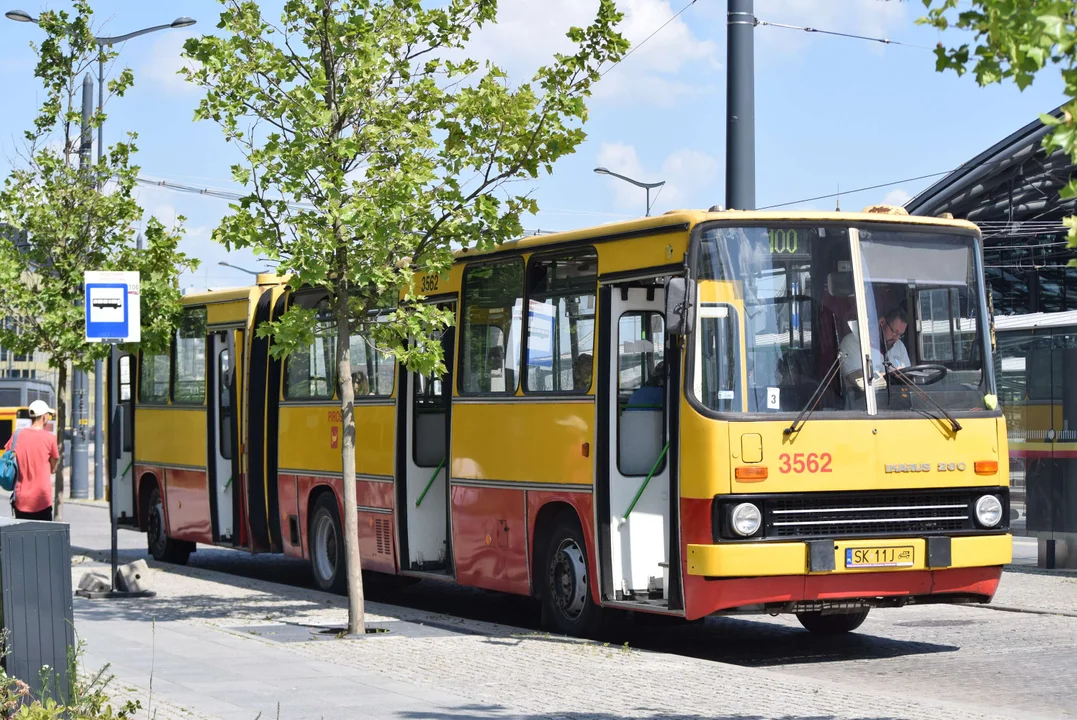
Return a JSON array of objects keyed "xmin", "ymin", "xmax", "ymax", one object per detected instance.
[
  {"xmin": 735, "ymin": 466, "xmax": 768, "ymax": 482},
  {"xmin": 974, "ymin": 460, "xmax": 998, "ymax": 475}
]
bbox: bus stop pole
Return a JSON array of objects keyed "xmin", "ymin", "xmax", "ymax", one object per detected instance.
[
  {"xmin": 726, "ymin": 0, "xmax": 756, "ymax": 211},
  {"xmin": 94, "ymin": 362, "xmax": 103, "ymax": 500}
]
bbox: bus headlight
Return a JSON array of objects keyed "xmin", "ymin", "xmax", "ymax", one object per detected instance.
[
  {"xmin": 730, "ymin": 503, "xmax": 762, "ymax": 537},
  {"xmin": 975, "ymin": 495, "xmax": 1003, "ymax": 528}
]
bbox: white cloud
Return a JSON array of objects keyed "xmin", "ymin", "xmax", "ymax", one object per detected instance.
[
  {"xmin": 881, "ymin": 188, "xmax": 912, "ymax": 206},
  {"xmin": 463, "ymin": 0, "xmax": 717, "ymax": 105},
  {"xmin": 754, "ymin": 0, "xmax": 909, "ymax": 56},
  {"xmin": 596, "ymin": 142, "xmax": 720, "ymax": 214},
  {"xmin": 140, "ymin": 32, "xmax": 199, "ymax": 95}
]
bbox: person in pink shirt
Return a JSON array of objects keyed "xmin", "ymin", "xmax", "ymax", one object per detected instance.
[{"xmin": 4, "ymin": 399, "xmax": 59, "ymax": 521}]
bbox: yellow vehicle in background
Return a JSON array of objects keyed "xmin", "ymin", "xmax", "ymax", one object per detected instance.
[{"xmin": 115, "ymin": 207, "xmax": 1010, "ymax": 636}]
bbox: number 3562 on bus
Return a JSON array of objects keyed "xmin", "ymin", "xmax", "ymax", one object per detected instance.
[{"xmin": 778, "ymin": 453, "xmax": 832, "ymax": 474}]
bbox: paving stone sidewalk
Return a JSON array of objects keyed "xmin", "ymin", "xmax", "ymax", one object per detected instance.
[{"xmin": 68, "ymin": 552, "xmax": 1070, "ymax": 720}]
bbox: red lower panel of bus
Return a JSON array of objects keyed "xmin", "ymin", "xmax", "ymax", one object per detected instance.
[
  {"xmin": 283, "ymin": 474, "xmax": 396, "ymax": 573},
  {"xmin": 162, "ymin": 467, "xmax": 213, "ymax": 545},
  {"xmin": 451, "ymin": 485, "xmax": 530, "ymax": 595},
  {"xmin": 449, "ymin": 485, "xmax": 594, "ymax": 598},
  {"xmin": 681, "ymin": 567, "xmax": 1002, "ymax": 620}
]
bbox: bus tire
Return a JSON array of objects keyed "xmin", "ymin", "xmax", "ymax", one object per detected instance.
[
  {"xmin": 796, "ymin": 609, "xmax": 870, "ymax": 635},
  {"xmin": 539, "ymin": 513, "xmax": 599, "ymax": 637},
  {"xmin": 146, "ymin": 487, "xmax": 192, "ymax": 565},
  {"xmin": 310, "ymin": 493, "xmax": 347, "ymax": 595}
]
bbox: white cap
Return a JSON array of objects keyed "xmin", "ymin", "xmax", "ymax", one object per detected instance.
[{"xmin": 28, "ymin": 400, "xmax": 55, "ymax": 418}]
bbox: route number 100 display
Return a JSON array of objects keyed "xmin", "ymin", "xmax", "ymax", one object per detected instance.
[{"xmin": 768, "ymin": 228, "xmax": 799, "ymax": 255}]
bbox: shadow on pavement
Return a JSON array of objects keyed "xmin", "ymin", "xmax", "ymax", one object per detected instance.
[
  {"xmin": 399, "ymin": 710, "xmax": 914, "ymax": 720},
  {"xmin": 71, "ymin": 544, "xmax": 958, "ymax": 667}
]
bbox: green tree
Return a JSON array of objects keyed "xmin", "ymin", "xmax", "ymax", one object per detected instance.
[
  {"xmin": 183, "ymin": 0, "xmax": 627, "ymax": 634},
  {"xmin": 0, "ymin": 1, "xmax": 197, "ymax": 519},
  {"xmin": 920, "ymin": 1, "xmax": 1077, "ymax": 257}
]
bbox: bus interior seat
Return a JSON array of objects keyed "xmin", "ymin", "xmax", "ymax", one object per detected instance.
[{"xmin": 819, "ymin": 270, "xmax": 855, "ymax": 383}]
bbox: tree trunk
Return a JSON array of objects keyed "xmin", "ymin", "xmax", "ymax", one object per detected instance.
[
  {"xmin": 53, "ymin": 362, "xmax": 68, "ymax": 521},
  {"xmin": 335, "ymin": 286, "xmax": 365, "ymax": 635}
]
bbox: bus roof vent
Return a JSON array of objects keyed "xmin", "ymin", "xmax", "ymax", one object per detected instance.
[
  {"xmin": 861, "ymin": 203, "xmax": 909, "ymax": 215},
  {"xmin": 707, "ymin": 204, "xmax": 725, "ymax": 212},
  {"xmin": 256, "ymin": 273, "xmax": 282, "ymax": 286}
]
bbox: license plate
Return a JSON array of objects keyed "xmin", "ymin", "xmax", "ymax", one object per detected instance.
[{"xmin": 845, "ymin": 546, "xmax": 914, "ymax": 568}]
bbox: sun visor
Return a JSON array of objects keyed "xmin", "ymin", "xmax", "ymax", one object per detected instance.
[{"xmin": 861, "ymin": 239, "xmax": 972, "ymax": 287}]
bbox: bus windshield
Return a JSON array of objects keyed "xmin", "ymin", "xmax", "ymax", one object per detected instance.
[{"xmin": 692, "ymin": 223, "xmax": 993, "ymax": 416}]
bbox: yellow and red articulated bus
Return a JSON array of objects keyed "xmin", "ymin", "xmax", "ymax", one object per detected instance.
[{"xmin": 111, "ymin": 208, "xmax": 1010, "ymax": 636}]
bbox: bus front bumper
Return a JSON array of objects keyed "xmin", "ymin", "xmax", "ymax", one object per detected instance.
[
  {"xmin": 687, "ymin": 534, "xmax": 1012, "ymax": 577},
  {"xmin": 682, "ymin": 534, "xmax": 1011, "ymax": 620}
]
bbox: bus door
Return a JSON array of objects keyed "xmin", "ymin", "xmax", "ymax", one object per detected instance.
[
  {"xmin": 605, "ymin": 286, "xmax": 671, "ymax": 603},
  {"xmin": 108, "ymin": 349, "xmax": 137, "ymax": 526},
  {"xmin": 208, "ymin": 329, "xmax": 240, "ymax": 543},
  {"xmin": 399, "ymin": 307, "xmax": 455, "ymax": 575}
]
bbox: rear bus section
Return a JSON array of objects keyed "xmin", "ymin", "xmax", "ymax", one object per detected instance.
[{"xmin": 677, "ymin": 215, "xmax": 1011, "ymax": 632}]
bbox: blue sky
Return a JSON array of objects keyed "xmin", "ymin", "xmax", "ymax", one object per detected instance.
[{"xmin": 0, "ymin": 0, "xmax": 1067, "ymax": 290}]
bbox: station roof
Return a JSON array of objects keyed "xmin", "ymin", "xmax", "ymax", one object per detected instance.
[{"xmin": 906, "ymin": 106, "xmax": 1075, "ymax": 223}]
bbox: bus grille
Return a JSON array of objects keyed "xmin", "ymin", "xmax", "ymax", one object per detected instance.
[{"xmin": 759, "ymin": 489, "xmax": 998, "ymax": 539}]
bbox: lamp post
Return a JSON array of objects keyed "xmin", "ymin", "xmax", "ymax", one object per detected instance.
[
  {"xmin": 6, "ymin": 10, "xmax": 197, "ymax": 504},
  {"xmin": 218, "ymin": 261, "xmax": 268, "ymax": 276},
  {"xmin": 593, "ymin": 167, "xmax": 666, "ymax": 217}
]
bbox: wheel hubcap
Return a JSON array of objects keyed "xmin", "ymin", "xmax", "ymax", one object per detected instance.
[
  {"xmin": 313, "ymin": 512, "xmax": 338, "ymax": 583},
  {"xmin": 549, "ymin": 538, "xmax": 587, "ymax": 620}
]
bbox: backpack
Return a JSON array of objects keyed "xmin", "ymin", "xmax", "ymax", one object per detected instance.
[{"xmin": 0, "ymin": 429, "xmax": 22, "ymax": 492}]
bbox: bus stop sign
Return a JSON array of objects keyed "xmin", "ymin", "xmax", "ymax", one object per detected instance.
[{"xmin": 85, "ymin": 271, "xmax": 140, "ymax": 344}]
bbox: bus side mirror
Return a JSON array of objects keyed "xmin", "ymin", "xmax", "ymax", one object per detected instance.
[{"xmin": 665, "ymin": 277, "xmax": 696, "ymax": 335}]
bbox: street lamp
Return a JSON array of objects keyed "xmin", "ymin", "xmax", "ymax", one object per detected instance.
[
  {"xmin": 218, "ymin": 261, "xmax": 267, "ymax": 276},
  {"xmin": 594, "ymin": 166, "xmax": 666, "ymax": 217},
  {"xmin": 5, "ymin": 11, "xmax": 197, "ymax": 166}
]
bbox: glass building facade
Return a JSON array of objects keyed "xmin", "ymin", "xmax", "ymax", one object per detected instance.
[{"xmin": 908, "ymin": 107, "xmax": 1077, "ymax": 568}]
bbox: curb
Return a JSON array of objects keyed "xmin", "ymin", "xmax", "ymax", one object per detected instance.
[{"xmin": 64, "ymin": 498, "xmax": 109, "ymax": 509}]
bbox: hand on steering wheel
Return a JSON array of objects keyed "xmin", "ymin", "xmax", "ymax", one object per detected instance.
[{"xmin": 888, "ymin": 364, "xmax": 948, "ymax": 386}]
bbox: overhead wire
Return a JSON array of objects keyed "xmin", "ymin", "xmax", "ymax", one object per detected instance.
[
  {"xmin": 601, "ymin": 0, "xmax": 700, "ymax": 77},
  {"xmin": 753, "ymin": 19, "xmax": 935, "ymax": 51}
]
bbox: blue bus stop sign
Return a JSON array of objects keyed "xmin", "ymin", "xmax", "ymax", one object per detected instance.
[{"xmin": 85, "ymin": 271, "xmax": 140, "ymax": 343}]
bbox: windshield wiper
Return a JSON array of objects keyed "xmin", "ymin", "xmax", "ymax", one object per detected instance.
[
  {"xmin": 784, "ymin": 351, "xmax": 845, "ymax": 436},
  {"xmin": 886, "ymin": 365, "xmax": 963, "ymax": 433}
]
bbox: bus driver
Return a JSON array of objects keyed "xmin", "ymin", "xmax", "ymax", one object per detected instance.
[{"xmin": 839, "ymin": 306, "xmax": 910, "ymax": 390}]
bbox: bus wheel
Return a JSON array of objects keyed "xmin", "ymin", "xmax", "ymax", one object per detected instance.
[
  {"xmin": 540, "ymin": 515, "xmax": 598, "ymax": 637},
  {"xmin": 310, "ymin": 494, "xmax": 346, "ymax": 594},
  {"xmin": 146, "ymin": 487, "xmax": 191, "ymax": 565},
  {"xmin": 796, "ymin": 609, "xmax": 870, "ymax": 635}
]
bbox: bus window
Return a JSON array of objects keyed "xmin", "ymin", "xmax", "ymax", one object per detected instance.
[
  {"xmin": 695, "ymin": 225, "xmax": 854, "ymax": 413},
  {"xmin": 618, "ymin": 312, "xmax": 665, "ymax": 476},
  {"xmin": 695, "ymin": 303, "xmax": 741, "ymax": 412},
  {"xmin": 218, "ymin": 349, "xmax": 232, "ymax": 460},
  {"xmin": 119, "ymin": 356, "xmax": 132, "ymax": 402},
  {"xmin": 349, "ymin": 329, "xmax": 395, "ymax": 397},
  {"xmin": 139, "ymin": 351, "xmax": 170, "ymax": 404},
  {"xmin": 173, "ymin": 308, "xmax": 207, "ymax": 404},
  {"xmin": 460, "ymin": 259, "xmax": 523, "ymax": 395},
  {"xmin": 525, "ymin": 251, "xmax": 597, "ymax": 393},
  {"xmin": 859, "ymin": 229, "xmax": 989, "ymax": 411},
  {"xmin": 285, "ymin": 300, "xmax": 335, "ymax": 399}
]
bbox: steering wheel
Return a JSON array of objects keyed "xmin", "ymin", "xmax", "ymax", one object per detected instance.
[{"xmin": 889, "ymin": 364, "xmax": 948, "ymax": 386}]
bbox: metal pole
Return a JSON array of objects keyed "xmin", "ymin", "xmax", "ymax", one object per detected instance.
[
  {"xmin": 93, "ymin": 53, "xmax": 105, "ymax": 502},
  {"xmin": 725, "ymin": 0, "xmax": 756, "ymax": 211},
  {"xmin": 71, "ymin": 73, "xmax": 94, "ymax": 501},
  {"xmin": 645, "ymin": 187, "xmax": 651, "ymax": 217}
]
